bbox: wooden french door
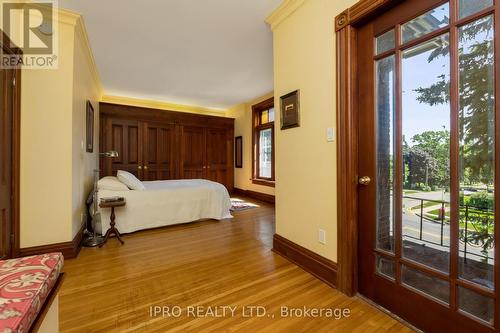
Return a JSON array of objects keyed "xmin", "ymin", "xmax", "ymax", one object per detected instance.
[{"xmin": 358, "ymin": 0, "xmax": 500, "ymax": 332}]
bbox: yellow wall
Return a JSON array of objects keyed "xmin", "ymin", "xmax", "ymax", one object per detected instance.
[
  {"xmin": 20, "ymin": 17, "xmax": 75, "ymax": 247},
  {"xmin": 269, "ymin": 0, "xmax": 357, "ymax": 262},
  {"xmin": 20, "ymin": 9, "xmax": 102, "ymax": 247},
  {"xmin": 227, "ymin": 92, "xmax": 275, "ymax": 196},
  {"xmin": 71, "ymin": 19, "xmax": 102, "ymax": 239}
]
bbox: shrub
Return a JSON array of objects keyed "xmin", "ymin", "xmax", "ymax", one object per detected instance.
[
  {"xmin": 468, "ymin": 191, "xmax": 494, "ymax": 210},
  {"xmin": 459, "ymin": 193, "xmax": 469, "ymax": 206}
]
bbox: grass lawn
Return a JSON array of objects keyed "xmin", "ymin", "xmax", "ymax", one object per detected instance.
[{"xmin": 424, "ymin": 208, "xmax": 494, "ymax": 233}]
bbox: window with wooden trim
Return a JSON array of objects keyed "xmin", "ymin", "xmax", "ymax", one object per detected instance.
[{"xmin": 252, "ymin": 98, "xmax": 275, "ymax": 186}]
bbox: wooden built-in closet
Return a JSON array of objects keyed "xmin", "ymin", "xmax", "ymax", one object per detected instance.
[{"xmin": 99, "ymin": 103, "xmax": 234, "ymax": 191}]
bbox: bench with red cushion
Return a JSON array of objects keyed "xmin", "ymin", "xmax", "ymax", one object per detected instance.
[{"xmin": 0, "ymin": 253, "xmax": 64, "ymax": 333}]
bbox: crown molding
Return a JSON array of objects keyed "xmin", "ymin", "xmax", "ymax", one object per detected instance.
[
  {"xmin": 101, "ymin": 95, "xmax": 227, "ymax": 117},
  {"xmin": 55, "ymin": 8, "xmax": 103, "ymax": 96},
  {"xmin": 265, "ymin": 0, "xmax": 309, "ymax": 31},
  {"xmin": 73, "ymin": 16, "xmax": 104, "ymax": 97},
  {"xmin": 55, "ymin": 7, "xmax": 80, "ymax": 26}
]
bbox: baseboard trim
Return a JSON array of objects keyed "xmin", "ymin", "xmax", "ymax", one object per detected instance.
[
  {"xmin": 233, "ymin": 188, "xmax": 275, "ymax": 204},
  {"xmin": 19, "ymin": 225, "xmax": 84, "ymax": 259},
  {"xmin": 273, "ymin": 234, "xmax": 337, "ymax": 288}
]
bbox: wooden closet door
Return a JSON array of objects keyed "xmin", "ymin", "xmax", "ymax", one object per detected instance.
[
  {"xmin": 106, "ymin": 119, "xmax": 143, "ymax": 178},
  {"xmin": 179, "ymin": 126, "xmax": 206, "ymax": 179},
  {"xmin": 206, "ymin": 128, "xmax": 229, "ymax": 186},
  {"xmin": 143, "ymin": 122, "xmax": 175, "ymax": 181}
]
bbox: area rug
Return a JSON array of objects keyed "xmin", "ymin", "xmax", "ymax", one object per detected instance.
[{"xmin": 230, "ymin": 198, "xmax": 259, "ymax": 211}]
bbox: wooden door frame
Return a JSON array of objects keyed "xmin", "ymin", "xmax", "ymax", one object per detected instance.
[
  {"xmin": 0, "ymin": 31, "xmax": 21, "ymax": 258},
  {"xmin": 335, "ymin": 0, "xmax": 404, "ymax": 296}
]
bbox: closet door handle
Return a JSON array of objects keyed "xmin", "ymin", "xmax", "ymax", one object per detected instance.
[
  {"xmin": 138, "ymin": 166, "xmax": 142, "ymax": 170},
  {"xmin": 144, "ymin": 166, "xmax": 148, "ymax": 170}
]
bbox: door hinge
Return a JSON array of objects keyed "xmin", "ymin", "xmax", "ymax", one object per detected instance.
[
  {"xmin": 10, "ymin": 234, "xmax": 14, "ymax": 244},
  {"xmin": 12, "ymin": 77, "xmax": 15, "ymax": 86}
]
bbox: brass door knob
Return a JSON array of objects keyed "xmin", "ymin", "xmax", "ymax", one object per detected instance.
[
  {"xmin": 358, "ymin": 176, "xmax": 371, "ymax": 185},
  {"xmin": 144, "ymin": 166, "xmax": 148, "ymax": 170},
  {"xmin": 138, "ymin": 166, "xmax": 142, "ymax": 170}
]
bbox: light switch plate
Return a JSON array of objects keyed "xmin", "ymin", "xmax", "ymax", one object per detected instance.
[
  {"xmin": 326, "ymin": 127, "xmax": 335, "ymax": 142},
  {"xmin": 319, "ymin": 229, "xmax": 326, "ymax": 244}
]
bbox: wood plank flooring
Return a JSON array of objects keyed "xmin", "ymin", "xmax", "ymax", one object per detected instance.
[{"xmin": 59, "ymin": 197, "xmax": 414, "ymax": 332}]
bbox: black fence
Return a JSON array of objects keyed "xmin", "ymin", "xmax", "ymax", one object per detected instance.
[{"xmin": 403, "ymin": 196, "xmax": 494, "ymax": 263}]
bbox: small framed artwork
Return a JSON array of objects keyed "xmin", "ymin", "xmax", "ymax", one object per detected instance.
[
  {"xmin": 235, "ymin": 136, "xmax": 243, "ymax": 168},
  {"xmin": 86, "ymin": 101, "xmax": 94, "ymax": 153},
  {"xmin": 280, "ymin": 90, "xmax": 300, "ymax": 130}
]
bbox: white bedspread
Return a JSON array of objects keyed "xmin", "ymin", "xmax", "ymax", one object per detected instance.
[{"xmin": 97, "ymin": 179, "xmax": 232, "ymax": 234}]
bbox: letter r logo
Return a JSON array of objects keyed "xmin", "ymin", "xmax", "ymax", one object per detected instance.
[{"xmin": 2, "ymin": 2, "xmax": 53, "ymax": 54}]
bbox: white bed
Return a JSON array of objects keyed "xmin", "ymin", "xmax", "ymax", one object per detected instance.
[{"xmin": 97, "ymin": 179, "xmax": 233, "ymax": 234}]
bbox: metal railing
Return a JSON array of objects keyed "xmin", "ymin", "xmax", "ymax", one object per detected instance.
[{"xmin": 402, "ymin": 196, "xmax": 494, "ymax": 262}]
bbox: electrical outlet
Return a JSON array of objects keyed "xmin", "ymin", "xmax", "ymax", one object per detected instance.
[{"xmin": 319, "ymin": 229, "xmax": 326, "ymax": 244}]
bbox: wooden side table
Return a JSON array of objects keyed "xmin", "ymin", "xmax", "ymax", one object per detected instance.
[{"xmin": 99, "ymin": 199, "xmax": 126, "ymax": 247}]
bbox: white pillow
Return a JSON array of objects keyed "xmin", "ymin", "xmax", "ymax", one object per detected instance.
[
  {"xmin": 117, "ymin": 170, "xmax": 145, "ymax": 190},
  {"xmin": 98, "ymin": 176, "xmax": 129, "ymax": 191}
]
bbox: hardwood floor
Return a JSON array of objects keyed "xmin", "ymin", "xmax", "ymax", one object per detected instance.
[{"xmin": 60, "ymin": 197, "xmax": 414, "ymax": 333}]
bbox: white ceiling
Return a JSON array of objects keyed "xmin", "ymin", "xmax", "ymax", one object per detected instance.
[{"xmin": 59, "ymin": 0, "xmax": 282, "ymax": 109}]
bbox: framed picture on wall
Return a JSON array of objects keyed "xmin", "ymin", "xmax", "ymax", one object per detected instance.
[
  {"xmin": 280, "ymin": 90, "xmax": 300, "ymax": 130},
  {"xmin": 235, "ymin": 136, "xmax": 243, "ymax": 168},
  {"xmin": 86, "ymin": 101, "xmax": 94, "ymax": 153}
]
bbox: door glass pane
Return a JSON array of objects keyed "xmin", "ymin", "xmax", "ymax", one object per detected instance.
[
  {"xmin": 376, "ymin": 55, "xmax": 395, "ymax": 253},
  {"xmin": 401, "ymin": 34, "xmax": 451, "ymax": 273},
  {"xmin": 376, "ymin": 29, "xmax": 395, "ymax": 55},
  {"xmin": 259, "ymin": 128, "xmax": 272, "ymax": 178},
  {"xmin": 459, "ymin": 0, "xmax": 493, "ymax": 19},
  {"xmin": 401, "ymin": 265, "xmax": 449, "ymax": 303},
  {"xmin": 458, "ymin": 16, "xmax": 495, "ymax": 289},
  {"xmin": 376, "ymin": 255, "xmax": 395, "ymax": 279},
  {"xmin": 401, "ymin": 3, "xmax": 449, "ymax": 44},
  {"xmin": 458, "ymin": 286, "xmax": 494, "ymax": 324}
]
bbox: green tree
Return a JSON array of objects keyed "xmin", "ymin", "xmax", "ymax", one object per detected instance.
[
  {"xmin": 411, "ymin": 130, "xmax": 450, "ymax": 189},
  {"xmin": 414, "ymin": 16, "xmax": 494, "ymax": 186}
]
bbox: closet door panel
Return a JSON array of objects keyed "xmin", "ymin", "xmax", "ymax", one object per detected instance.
[
  {"xmin": 206, "ymin": 128, "xmax": 228, "ymax": 186},
  {"xmin": 180, "ymin": 126, "xmax": 206, "ymax": 179},
  {"xmin": 143, "ymin": 123, "xmax": 175, "ymax": 180},
  {"xmin": 107, "ymin": 119, "xmax": 143, "ymax": 178}
]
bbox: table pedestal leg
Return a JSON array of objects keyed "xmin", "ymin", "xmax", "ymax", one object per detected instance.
[{"xmin": 99, "ymin": 207, "xmax": 125, "ymax": 247}]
